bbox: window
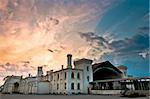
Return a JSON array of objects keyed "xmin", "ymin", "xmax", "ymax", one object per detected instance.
[
  {"xmin": 51, "ymin": 75, "xmax": 53, "ymax": 81},
  {"xmin": 71, "ymin": 72, "xmax": 74, "ymax": 79},
  {"xmin": 64, "ymin": 72, "xmax": 66, "ymax": 79},
  {"xmin": 77, "ymin": 83, "xmax": 80, "ymax": 90},
  {"xmin": 87, "ymin": 76, "xmax": 89, "ymax": 82},
  {"xmin": 87, "ymin": 66, "xmax": 89, "ymax": 71},
  {"xmin": 64, "ymin": 83, "xmax": 66, "ymax": 89},
  {"xmin": 57, "ymin": 84, "xmax": 59, "ymax": 90},
  {"xmin": 77, "ymin": 73, "xmax": 80, "ymax": 79},
  {"xmin": 57, "ymin": 74, "xmax": 59, "ymax": 80},
  {"xmin": 71, "ymin": 83, "xmax": 74, "ymax": 90}
]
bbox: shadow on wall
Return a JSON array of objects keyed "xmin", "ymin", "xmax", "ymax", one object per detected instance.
[{"xmin": 13, "ymin": 82, "xmax": 19, "ymax": 93}]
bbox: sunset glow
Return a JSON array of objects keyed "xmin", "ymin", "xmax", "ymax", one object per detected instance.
[{"xmin": 0, "ymin": 0, "xmax": 149, "ymax": 85}]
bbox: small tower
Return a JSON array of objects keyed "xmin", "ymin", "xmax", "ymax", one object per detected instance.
[
  {"xmin": 37, "ymin": 66, "xmax": 43, "ymax": 77},
  {"xmin": 66, "ymin": 54, "xmax": 73, "ymax": 94},
  {"xmin": 67, "ymin": 54, "xmax": 72, "ymax": 69},
  {"xmin": 74, "ymin": 58, "xmax": 93, "ymax": 94}
]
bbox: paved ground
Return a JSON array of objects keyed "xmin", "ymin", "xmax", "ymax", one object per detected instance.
[{"xmin": 0, "ymin": 94, "xmax": 149, "ymax": 99}]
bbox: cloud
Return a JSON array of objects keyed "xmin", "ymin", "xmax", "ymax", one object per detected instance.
[
  {"xmin": 99, "ymin": 32, "xmax": 149, "ymax": 75},
  {"xmin": 0, "ymin": 61, "xmax": 36, "ymax": 85},
  {"xmin": 79, "ymin": 32, "xmax": 110, "ymax": 49},
  {"xmin": 110, "ymin": 32, "xmax": 149, "ymax": 56},
  {"xmin": 78, "ymin": 32, "xmax": 112, "ymax": 60},
  {"xmin": 79, "ymin": 30, "xmax": 149, "ymax": 66},
  {"xmin": 0, "ymin": 0, "xmax": 116, "ymax": 63},
  {"xmin": 99, "ymin": 31, "xmax": 149, "ymax": 76},
  {"xmin": 139, "ymin": 51, "xmax": 149, "ymax": 59},
  {"xmin": 0, "ymin": 0, "xmax": 117, "ymax": 85},
  {"xmin": 138, "ymin": 26, "xmax": 149, "ymax": 32}
]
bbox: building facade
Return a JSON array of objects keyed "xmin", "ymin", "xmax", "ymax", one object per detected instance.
[
  {"xmin": 90, "ymin": 61, "xmax": 150, "ymax": 95},
  {"xmin": 2, "ymin": 54, "xmax": 149, "ymax": 95},
  {"xmin": 2, "ymin": 54, "xmax": 93, "ymax": 94}
]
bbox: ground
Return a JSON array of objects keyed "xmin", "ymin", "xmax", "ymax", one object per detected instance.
[{"xmin": 0, "ymin": 94, "xmax": 149, "ymax": 99}]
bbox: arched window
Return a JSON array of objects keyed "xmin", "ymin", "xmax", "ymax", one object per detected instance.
[
  {"xmin": 71, "ymin": 83, "xmax": 74, "ymax": 90},
  {"xmin": 87, "ymin": 66, "xmax": 89, "ymax": 71},
  {"xmin": 64, "ymin": 83, "xmax": 66, "ymax": 89},
  {"xmin": 57, "ymin": 83, "xmax": 59, "ymax": 90},
  {"xmin": 57, "ymin": 74, "xmax": 59, "ymax": 80},
  {"xmin": 13, "ymin": 82, "xmax": 19, "ymax": 93},
  {"xmin": 77, "ymin": 83, "xmax": 80, "ymax": 90},
  {"xmin": 77, "ymin": 73, "xmax": 80, "ymax": 79},
  {"xmin": 71, "ymin": 72, "xmax": 74, "ymax": 79}
]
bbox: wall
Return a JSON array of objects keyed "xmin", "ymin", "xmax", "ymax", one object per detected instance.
[
  {"xmin": 50, "ymin": 70, "xmax": 68, "ymax": 94},
  {"xmin": 2, "ymin": 77, "xmax": 21, "ymax": 93},
  {"xmin": 74, "ymin": 60, "xmax": 93, "ymax": 94},
  {"xmin": 91, "ymin": 90, "xmax": 121, "ymax": 95},
  {"xmin": 50, "ymin": 69, "xmax": 83, "ymax": 94},
  {"xmin": 67, "ymin": 69, "xmax": 83, "ymax": 94},
  {"xmin": 37, "ymin": 82, "xmax": 49, "ymax": 94}
]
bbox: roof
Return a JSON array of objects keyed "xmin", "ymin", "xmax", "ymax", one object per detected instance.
[
  {"xmin": 52, "ymin": 68, "xmax": 83, "ymax": 73},
  {"xmin": 92, "ymin": 61, "xmax": 122, "ymax": 73},
  {"xmin": 23, "ymin": 76, "xmax": 37, "ymax": 79},
  {"xmin": 4, "ymin": 75, "xmax": 22, "ymax": 81},
  {"xmin": 117, "ymin": 65, "xmax": 128, "ymax": 70},
  {"xmin": 90, "ymin": 76, "xmax": 150, "ymax": 83},
  {"xmin": 74, "ymin": 58, "xmax": 93, "ymax": 66}
]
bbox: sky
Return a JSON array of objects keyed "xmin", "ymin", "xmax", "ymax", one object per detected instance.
[{"xmin": 0, "ymin": 0, "xmax": 149, "ymax": 85}]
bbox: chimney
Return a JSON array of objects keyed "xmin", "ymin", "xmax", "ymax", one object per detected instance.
[
  {"xmin": 46, "ymin": 71, "xmax": 49, "ymax": 75},
  {"xmin": 28, "ymin": 74, "xmax": 31, "ymax": 77},
  {"xmin": 61, "ymin": 65, "xmax": 64, "ymax": 70},
  {"xmin": 21, "ymin": 75, "xmax": 23, "ymax": 79},
  {"xmin": 67, "ymin": 54, "xmax": 72, "ymax": 68},
  {"xmin": 37, "ymin": 66, "xmax": 43, "ymax": 77},
  {"xmin": 47, "ymin": 70, "xmax": 53, "ymax": 75},
  {"xmin": 50, "ymin": 70, "xmax": 53, "ymax": 75}
]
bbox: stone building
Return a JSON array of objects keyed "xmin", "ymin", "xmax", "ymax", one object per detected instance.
[
  {"xmin": 2, "ymin": 54, "xmax": 93, "ymax": 94},
  {"xmin": 2, "ymin": 54, "xmax": 149, "ymax": 95},
  {"xmin": 2, "ymin": 76, "xmax": 21, "ymax": 93},
  {"xmin": 45, "ymin": 54, "xmax": 93, "ymax": 94}
]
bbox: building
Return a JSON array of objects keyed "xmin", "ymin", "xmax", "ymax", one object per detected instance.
[
  {"xmin": 92, "ymin": 61, "xmax": 123, "ymax": 81},
  {"xmin": 2, "ymin": 54, "xmax": 93, "ymax": 94},
  {"xmin": 90, "ymin": 61, "xmax": 150, "ymax": 95},
  {"xmin": 46, "ymin": 54, "xmax": 93, "ymax": 94},
  {"xmin": 2, "ymin": 54, "xmax": 149, "ymax": 95},
  {"xmin": 2, "ymin": 76, "xmax": 22, "ymax": 93}
]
